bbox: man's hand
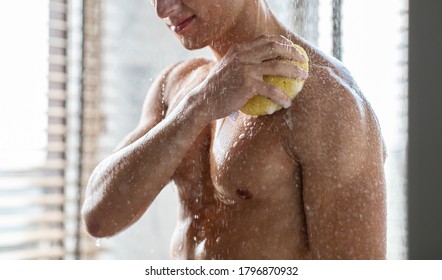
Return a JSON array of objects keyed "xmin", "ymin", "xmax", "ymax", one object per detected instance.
[{"xmin": 195, "ymin": 35, "xmax": 308, "ymax": 121}]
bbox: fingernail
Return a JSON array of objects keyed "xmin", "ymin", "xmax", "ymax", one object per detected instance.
[
  {"xmin": 284, "ymin": 100, "xmax": 292, "ymax": 109},
  {"xmin": 303, "ymin": 71, "xmax": 309, "ymax": 79}
]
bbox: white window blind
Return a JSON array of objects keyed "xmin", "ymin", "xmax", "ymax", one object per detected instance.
[
  {"xmin": 74, "ymin": 0, "xmax": 104, "ymax": 259},
  {"xmin": 0, "ymin": 0, "xmax": 102, "ymax": 260},
  {"xmin": 0, "ymin": 0, "xmax": 65, "ymax": 259}
]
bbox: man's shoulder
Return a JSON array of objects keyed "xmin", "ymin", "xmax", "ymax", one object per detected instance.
[
  {"xmin": 295, "ymin": 60, "xmax": 374, "ymax": 130},
  {"xmin": 162, "ymin": 58, "xmax": 213, "ymax": 101},
  {"xmin": 286, "ymin": 57, "xmax": 384, "ymax": 159},
  {"xmin": 167, "ymin": 57, "xmax": 213, "ymax": 81}
]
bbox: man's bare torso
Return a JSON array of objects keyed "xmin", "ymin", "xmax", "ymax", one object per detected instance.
[
  {"xmin": 170, "ymin": 107, "xmax": 310, "ymax": 259},
  {"xmin": 81, "ymin": 1, "xmax": 387, "ymax": 259},
  {"xmin": 161, "ymin": 43, "xmax": 380, "ymax": 259}
]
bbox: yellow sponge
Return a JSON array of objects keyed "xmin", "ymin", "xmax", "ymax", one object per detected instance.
[{"xmin": 240, "ymin": 44, "xmax": 309, "ymax": 116}]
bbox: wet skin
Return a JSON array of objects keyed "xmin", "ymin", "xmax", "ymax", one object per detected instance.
[
  {"xmin": 82, "ymin": 1, "xmax": 387, "ymax": 259},
  {"xmin": 163, "ymin": 42, "xmax": 386, "ymax": 259}
]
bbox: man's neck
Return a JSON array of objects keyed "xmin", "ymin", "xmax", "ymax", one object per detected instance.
[{"xmin": 209, "ymin": 3, "xmax": 289, "ymax": 60}]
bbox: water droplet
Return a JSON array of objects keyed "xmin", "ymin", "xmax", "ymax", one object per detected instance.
[
  {"xmin": 95, "ymin": 239, "xmax": 101, "ymax": 247},
  {"xmin": 228, "ymin": 111, "xmax": 239, "ymax": 122},
  {"xmin": 283, "ymin": 112, "xmax": 294, "ymax": 130},
  {"xmin": 216, "ymin": 236, "xmax": 221, "ymax": 243},
  {"xmin": 195, "ymin": 239, "xmax": 206, "ymax": 257},
  {"xmin": 239, "ymin": 133, "xmax": 246, "ymax": 140},
  {"xmin": 232, "ymin": 141, "xmax": 238, "ymax": 147},
  {"xmin": 194, "ymin": 214, "xmax": 200, "ymax": 220},
  {"xmin": 227, "ymin": 199, "xmax": 235, "ymax": 205},
  {"xmin": 224, "ymin": 151, "xmax": 230, "ymax": 160}
]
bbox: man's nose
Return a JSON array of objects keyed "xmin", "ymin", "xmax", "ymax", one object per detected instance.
[{"xmin": 155, "ymin": 0, "xmax": 182, "ymax": 19}]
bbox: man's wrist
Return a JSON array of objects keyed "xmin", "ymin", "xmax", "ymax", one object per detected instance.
[{"xmin": 184, "ymin": 87, "xmax": 213, "ymax": 125}]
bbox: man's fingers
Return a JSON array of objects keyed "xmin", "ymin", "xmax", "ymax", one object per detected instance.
[
  {"xmin": 259, "ymin": 42, "xmax": 307, "ymax": 62},
  {"xmin": 239, "ymin": 41, "xmax": 307, "ymax": 63},
  {"xmin": 251, "ymin": 35, "xmax": 294, "ymax": 48},
  {"xmin": 255, "ymin": 60, "xmax": 308, "ymax": 80},
  {"xmin": 250, "ymin": 78, "xmax": 292, "ymax": 109},
  {"xmin": 232, "ymin": 35, "xmax": 293, "ymax": 53}
]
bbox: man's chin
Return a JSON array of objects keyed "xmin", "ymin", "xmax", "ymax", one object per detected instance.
[{"xmin": 180, "ymin": 38, "xmax": 208, "ymax": 51}]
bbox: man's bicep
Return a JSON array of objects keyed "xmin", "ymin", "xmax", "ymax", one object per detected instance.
[
  {"xmin": 138, "ymin": 63, "xmax": 183, "ymax": 129},
  {"xmin": 300, "ymin": 119, "xmax": 387, "ymax": 259},
  {"xmin": 302, "ymin": 162, "xmax": 386, "ymax": 259},
  {"xmin": 289, "ymin": 71, "xmax": 387, "ymax": 259},
  {"xmin": 114, "ymin": 63, "xmax": 180, "ymax": 151}
]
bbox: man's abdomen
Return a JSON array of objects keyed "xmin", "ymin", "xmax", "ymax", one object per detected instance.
[{"xmin": 170, "ymin": 189, "xmax": 311, "ymax": 260}]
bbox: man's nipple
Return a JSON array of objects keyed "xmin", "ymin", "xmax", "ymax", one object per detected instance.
[{"xmin": 236, "ymin": 188, "xmax": 253, "ymax": 200}]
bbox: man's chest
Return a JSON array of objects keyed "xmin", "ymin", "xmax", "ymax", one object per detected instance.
[
  {"xmin": 210, "ymin": 113, "xmax": 297, "ymax": 202},
  {"xmin": 174, "ymin": 112, "xmax": 298, "ymax": 204}
]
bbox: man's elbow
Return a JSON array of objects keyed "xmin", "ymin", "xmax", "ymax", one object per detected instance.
[{"xmin": 81, "ymin": 204, "xmax": 114, "ymax": 238}]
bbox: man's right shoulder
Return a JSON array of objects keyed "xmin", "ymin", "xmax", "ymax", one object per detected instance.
[
  {"xmin": 162, "ymin": 58, "xmax": 213, "ymax": 100},
  {"xmin": 165, "ymin": 58, "xmax": 212, "ymax": 85}
]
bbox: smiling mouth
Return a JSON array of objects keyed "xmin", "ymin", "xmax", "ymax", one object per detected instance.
[{"xmin": 171, "ymin": 15, "xmax": 196, "ymax": 32}]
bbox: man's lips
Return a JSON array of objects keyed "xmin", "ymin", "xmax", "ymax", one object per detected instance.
[{"xmin": 170, "ymin": 15, "xmax": 195, "ymax": 32}]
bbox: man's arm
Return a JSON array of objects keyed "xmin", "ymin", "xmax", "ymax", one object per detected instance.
[
  {"xmin": 81, "ymin": 62, "xmax": 211, "ymax": 238},
  {"xmin": 290, "ymin": 66, "xmax": 387, "ymax": 259},
  {"xmin": 82, "ymin": 35, "xmax": 308, "ymax": 238}
]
